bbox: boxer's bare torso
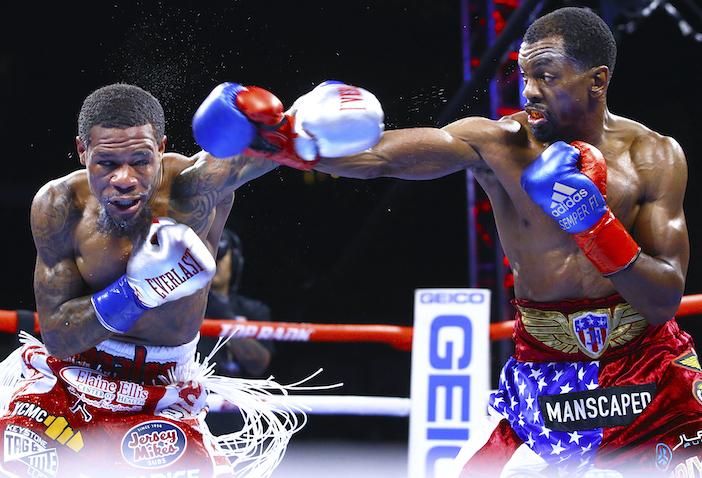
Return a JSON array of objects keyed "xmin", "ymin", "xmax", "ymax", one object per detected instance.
[
  {"xmin": 31, "ymin": 125, "xmax": 277, "ymax": 358},
  {"xmin": 316, "ymin": 36, "xmax": 688, "ymax": 325}
]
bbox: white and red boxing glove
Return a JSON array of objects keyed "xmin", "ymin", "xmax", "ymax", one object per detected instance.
[
  {"xmin": 291, "ymin": 80, "xmax": 384, "ymax": 162},
  {"xmin": 521, "ymin": 141, "xmax": 641, "ymax": 276},
  {"xmin": 91, "ymin": 218, "xmax": 216, "ymax": 333},
  {"xmin": 126, "ymin": 218, "xmax": 216, "ymax": 307},
  {"xmin": 192, "ymin": 81, "xmax": 384, "ymax": 171}
]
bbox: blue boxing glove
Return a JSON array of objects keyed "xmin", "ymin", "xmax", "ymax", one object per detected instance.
[
  {"xmin": 192, "ymin": 83, "xmax": 257, "ymax": 159},
  {"xmin": 520, "ymin": 141, "xmax": 607, "ymax": 233},
  {"xmin": 521, "ymin": 141, "xmax": 640, "ymax": 276},
  {"xmin": 193, "ymin": 82, "xmax": 319, "ymax": 170},
  {"xmin": 91, "ymin": 218, "xmax": 216, "ymax": 333}
]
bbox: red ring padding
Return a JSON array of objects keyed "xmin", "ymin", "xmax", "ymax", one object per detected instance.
[
  {"xmin": 2, "ymin": 293, "xmax": 701, "ymax": 350},
  {"xmin": 488, "ymin": 293, "xmax": 702, "ymax": 341}
]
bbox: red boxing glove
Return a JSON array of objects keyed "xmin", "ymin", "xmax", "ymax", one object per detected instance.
[
  {"xmin": 570, "ymin": 141, "xmax": 641, "ymax": 276},
  {"xmin": 236, "ymin": 87, "xmax": 318, "ymax": 171}
]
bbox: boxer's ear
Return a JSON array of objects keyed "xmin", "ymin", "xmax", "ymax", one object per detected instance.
[
  {"xmin": 76, "ymin": 136, "xmax": 87, "ymax": 165},
  {"xmin": 589, "ymin": 65, "xmax": 609, "ymax": 99}
]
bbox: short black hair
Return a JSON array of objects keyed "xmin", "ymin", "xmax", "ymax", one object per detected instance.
[
  {"xmin": 78, "ymin": 83, "xmax": 165, "ymax": 146},
  {"xmin": 524, "ymin": 7, "xmax": 616, "ymax": 74}
]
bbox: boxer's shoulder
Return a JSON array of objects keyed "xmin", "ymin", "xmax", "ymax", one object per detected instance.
[
  {"xmin": 445, "ymin": 113, "xmax": 538, "ymax": 174},
  {"xmin": 162, "ymin": 152, "xmax": 196, "ymax": 171},
  {"xmin": 604, "ymin": 114, "xmax": 676, "ymax": 156},
  {"xmin": 30, "ymin": 173, "xmax": 88, "ymax": 265},
  {"xmin": 159, "ymin": 153, "xmax": 197, "ymax": 190},
  {"xmin": 602, "ymin": 115, "xmax": 686, "ymax": 177},
  {"xmin": 445, "ymin": 112, "xmax": 531, "ymax": 152},
  {"xmin": 32, "ymin": 170, "xmax": 89, "ymax": 222}
]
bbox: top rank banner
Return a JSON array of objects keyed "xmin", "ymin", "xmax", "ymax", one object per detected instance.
[{"xmin": 408, "ymin": 288, "xmax": 491, "ymax": 478}]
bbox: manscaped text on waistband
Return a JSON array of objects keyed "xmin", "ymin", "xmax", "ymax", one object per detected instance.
[{"xmin": 539, "ymin": 383, "xmax": 656, "ymax": 431}]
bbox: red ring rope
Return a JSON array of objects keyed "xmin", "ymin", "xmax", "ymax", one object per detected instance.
[{"xmin": 2, "ymin": 293, "xmax": 701, "ymax": 350}]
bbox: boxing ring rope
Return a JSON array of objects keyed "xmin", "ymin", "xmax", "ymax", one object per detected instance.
[
  {"xmin": 3, "ymin": 293, "xmax": 702, "ymax": 344},
  {"xmin": 1, "ymin": 293, "xmax": 702, "ymax": 416}
]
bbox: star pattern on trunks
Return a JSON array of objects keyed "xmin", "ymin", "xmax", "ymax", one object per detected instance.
[{"xmin": 490, "ymin": 358, "xmax": 603, "ymax": 477}]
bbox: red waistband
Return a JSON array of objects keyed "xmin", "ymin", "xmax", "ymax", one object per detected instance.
[
  {"xmin": 511, "ymin": 294, "xmax": 626, "ymax": 315},
  {"xmin": 510, "ymin": 295, "xmax": 669, "ymax": 362}
]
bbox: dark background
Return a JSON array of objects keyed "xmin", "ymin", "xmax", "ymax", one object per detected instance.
[{"xmin": 1, "ymin": 0, "xmax": 702, "ymax": 441}]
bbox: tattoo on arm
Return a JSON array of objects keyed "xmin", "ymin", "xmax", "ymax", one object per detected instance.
[
  {"xmin": 31, "ymin": 181, "xmax": 110, "ymax": 357},
  {"xmin": 31, "ymin": 182, "xmax": 81, "ymax": 267},
  {"xmin": 170, "ymin": 154, "xmax": 276, "ymax": 234}
]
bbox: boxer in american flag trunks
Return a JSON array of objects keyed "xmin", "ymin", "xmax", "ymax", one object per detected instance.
[
  {"xmin": 312, "ymin": 6, "xmax": 698, "ymax": 476},
  {"xmin": 451, "ymin": 295, "xmax": 702, "ymax": 477}
]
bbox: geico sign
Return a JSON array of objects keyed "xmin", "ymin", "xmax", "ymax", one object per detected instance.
[
  {"xmin": 426, "ymin": 314, "xmax": 472, "ymax": 443},
  {"xmin": 419, "ymin": 292, "xmax": 485, "ymax": 304}
]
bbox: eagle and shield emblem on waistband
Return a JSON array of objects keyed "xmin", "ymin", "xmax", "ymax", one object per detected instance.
[
  {"xmin": 519, "ymin": 303, "xmax": 648, "ymax": 358},
  {"xmin": 572, "ymin": 312, "xmax": 610, "ymax": 358}
]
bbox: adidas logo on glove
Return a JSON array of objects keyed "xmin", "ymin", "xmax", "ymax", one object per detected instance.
[
  {"xmin": 550, "ymin": 182, "xmax": 590, "ymax": 218},
  {"xmin": 549, "ymin": 182, "xmax": 603, "ymax": 232}
]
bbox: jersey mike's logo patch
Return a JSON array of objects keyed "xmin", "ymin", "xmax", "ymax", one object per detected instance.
[
  {"xmin": 539, "ymin": 383, "xmax": 656, "ymax": 431},
  {"xmin": 121, "ymin": 420, "xmax": 186, "ymax": 469},
  {"xmin": 572, "ymin": 312, "xmax": 610, "ymax": 358}
]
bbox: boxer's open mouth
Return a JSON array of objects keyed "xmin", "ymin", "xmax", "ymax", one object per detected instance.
[
  {"xmin": 527, "ymin": 109, "xmax": 547, "ymax": 126},
  {"xmin": 109, "ymin": 197, "xmax": 141, "ymax": 212}
]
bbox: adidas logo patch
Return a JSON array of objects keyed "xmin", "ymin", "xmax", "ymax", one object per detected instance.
[
  {"xmin": 550, "ymin": 182, "xmax": 578, "ymax": 209},
  {"xmin": 549, "ymin": 182, "xmax": 589, "ymax": 218}
]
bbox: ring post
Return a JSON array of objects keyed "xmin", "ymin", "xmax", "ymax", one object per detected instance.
[{"xmin": 408, "ymin": 288, "xmax": 491, "ymax": 478}]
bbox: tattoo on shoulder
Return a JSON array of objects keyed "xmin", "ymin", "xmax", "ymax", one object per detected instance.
[
  {"xmin": 170, "ymin": 155, "xmax": 270, "ymax": 233},
  {"xmin": 31, "ymin": 182, "xmax": 81, "ymax": 265},
  {"xmin": 169, "ymin": 168, "xmax": 219, "ymax": 234}
]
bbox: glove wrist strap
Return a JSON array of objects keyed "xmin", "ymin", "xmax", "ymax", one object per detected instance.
[
  {"xmin": 573, "ymin": 209, "xmax": 641, "ymax": 276},
  {"xmin": 244, "ymin": 115, "xmax": 319, "ymax": 171},
  {"xmin": 91, "ymin": 275, "xmax": 150, "ymax": 333}
]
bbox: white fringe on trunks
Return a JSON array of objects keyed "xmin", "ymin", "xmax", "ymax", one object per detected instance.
[{"xmin": 0, "ymin": 332, "xmax": 334, "ymax": 478}]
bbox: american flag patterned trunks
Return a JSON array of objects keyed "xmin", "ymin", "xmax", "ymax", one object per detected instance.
[{"xmin": 455, "ymin": 295, "xmax": 702, "ymax": 478}]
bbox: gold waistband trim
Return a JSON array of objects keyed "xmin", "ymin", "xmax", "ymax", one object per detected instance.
[{"xmin": 516, "ymin": 302, "xmax": 649, "ymax": 359}]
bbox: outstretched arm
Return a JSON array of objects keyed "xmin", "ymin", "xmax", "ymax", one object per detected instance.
[
  {"xmin": 168, "ymin": 151, "xmax": 278, "ymax": 233},
  {"xmin": 609, "ymin": 135, "xmax": 689, "ymax": 325},
  {"xmin": 173, "ymin": 80, "xmax": 393, "ymax": 228},
  {"xmin": 168, "ymin": 83, "xmax": 293, "ymax": 231},
  {"xmin": 314, "ymin": 117, "xmax": 494, "ymax": 180}
]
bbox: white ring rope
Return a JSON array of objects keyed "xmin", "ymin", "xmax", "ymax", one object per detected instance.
[{"xmin": 207, "ymin": 393, "xmax": 412, "ymax": 417}]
